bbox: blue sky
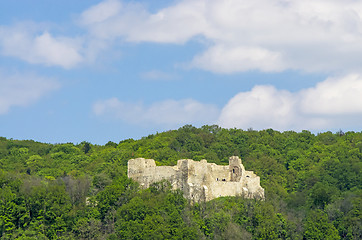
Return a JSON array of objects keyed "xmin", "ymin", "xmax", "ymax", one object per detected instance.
[{"xmin": 1, "ymin": 0, "xmax": 362, "ymax": 144}]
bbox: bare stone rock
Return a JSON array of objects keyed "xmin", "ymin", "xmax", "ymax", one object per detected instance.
[{"xmin": 128, "ymin": 156, "xmax": 265, "ymax": 202}]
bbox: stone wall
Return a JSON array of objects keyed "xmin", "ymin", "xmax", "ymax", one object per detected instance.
[{"xmin": 128, "ymin": 156, "xmax": 265, "ymax": 202}]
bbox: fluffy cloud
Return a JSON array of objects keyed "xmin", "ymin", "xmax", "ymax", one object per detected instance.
[
  {"xmin": 79, "ymin": 0, "xmax": 362, "ymax": 73},
  {"xmin": 218, "ymin": 74, "xmax": 362, "ymax": 131},
  {"xmin": 191, "ymin": 45, "xmax": 285, "ymax": 73},
  {"xmin": 93, "ymin": 74, "xmax": 362, "ymax": 131},
  {"xmin": 4, "ymin": 0, "xmax": 362, "ymax": 73},
  {"xmin": 218, "ymin": 85, "xmax": 298, "ymax": 130},
  {"xmin": 0, "ymin": 24, "xmax": 83, "ymax": 68},
  {"xmin": 80, "ymin": 0, "xmax": 123, "ymax": 25},
  {"xmin": 93, "ymin": 97, "xmax": 219, "ymax": 126},
  {"xmin": 300, "ymin": 74, "xmax": 362, "ymax": 115},
  {"xmin": 0, "ymin": 71, "xmax": 60, "ymax": 114},
  {"xmin": 79, "ymin": 0, "xmax": 207, "ymax": 43}
]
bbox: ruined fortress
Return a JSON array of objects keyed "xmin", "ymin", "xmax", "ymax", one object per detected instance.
[{"xmin": 128, "ymin": 156, "xmax": 264, "ymax": 202}]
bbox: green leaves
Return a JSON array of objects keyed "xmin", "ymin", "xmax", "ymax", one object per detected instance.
[
  {"xmin": 303, "ymin": 210, "xmax": 339, "ymax": 240},
  {"xmin": 0, "ymin": 126, "xmax": 361, "ymax": 239}
]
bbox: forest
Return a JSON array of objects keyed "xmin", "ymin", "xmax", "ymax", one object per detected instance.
[{"xmin": 0, "ymin": 125, "xmax": 361, "ymax": 239}]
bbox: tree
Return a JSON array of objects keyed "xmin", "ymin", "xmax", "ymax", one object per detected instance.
[{"xmin": 303, "ymin": 210, "xmax": 339, "ymax": 240}]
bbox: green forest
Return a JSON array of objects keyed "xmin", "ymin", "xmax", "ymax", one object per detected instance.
[{"xmin": 0, "ymin": 125, "xmax": 361, "ymax": 239}]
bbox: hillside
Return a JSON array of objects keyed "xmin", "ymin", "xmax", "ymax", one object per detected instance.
[{"xmin": 0, "ymin": 125, "xmax": 361, "ymax": 239}]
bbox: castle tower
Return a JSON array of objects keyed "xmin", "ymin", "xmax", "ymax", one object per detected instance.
[{"xmin": 229, "ymin": 156, "xmax": 242, "ymax": 182}]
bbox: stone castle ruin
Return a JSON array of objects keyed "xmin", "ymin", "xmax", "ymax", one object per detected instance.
[{"xmin": 128, "ymin": 156, "xmax": 265, "ymax": 202}]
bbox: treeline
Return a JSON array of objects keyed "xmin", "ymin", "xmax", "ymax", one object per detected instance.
[{"xmin": 0, "ymin": 125, "xmax": 361, "ymax": 239}]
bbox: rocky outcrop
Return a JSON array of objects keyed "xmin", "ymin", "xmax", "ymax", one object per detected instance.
[{"xmin": 128, "ymin": 156, "xmax": 264, "ymax": 202}]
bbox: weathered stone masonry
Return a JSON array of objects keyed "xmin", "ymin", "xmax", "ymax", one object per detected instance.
[{"xmin": 128, "ymin": 156, "xmax": 265, "ymax": 202}]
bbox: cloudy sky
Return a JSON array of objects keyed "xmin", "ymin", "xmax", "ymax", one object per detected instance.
[{"xmin": 1, "ymin": 0, "xmax": 362, "ymax": 144}]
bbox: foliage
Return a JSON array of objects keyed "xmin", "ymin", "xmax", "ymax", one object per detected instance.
[{"xmin": 0, "ymin": 126, "xmax": 361, "ymax": 239}]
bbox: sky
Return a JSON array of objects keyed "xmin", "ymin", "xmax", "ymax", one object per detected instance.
[{"xmin": 1, "ymin": 0, "xmax": 362, "ymax": 144}]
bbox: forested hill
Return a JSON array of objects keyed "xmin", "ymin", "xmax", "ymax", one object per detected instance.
[{"xmin": 0, "ymin": 125, "xmax": 361, "ymax": 239}]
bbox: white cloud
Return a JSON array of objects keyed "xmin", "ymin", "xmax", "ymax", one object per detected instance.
[
  {"xmin": 218, "ymin": 85, "xmax": 298, "ymax": 130},
  {"xmin": 93, "ymin": 74, "xmax": 362, "ymax": 131},
  {"xmin": 218, "ymin": 74, "xmax": 362, "ymax": 131},
  {"xmin": 93, "ymin": 97, "xmax": 219, "ymax": 126},
  {"xmin": 79, "ymin": 0, "xmax": 362, "ymax": 73},
  {"xmin": 300, "ymin": 74, "xmax": 362, "ymax": 115},
  {"xmin": 191, "ymin": 45, "xmax": 285, "ymax": 73},
  {"xmin": 2, "ymin": 0, "xmax": 362, "ymax": 73},
  {"xmin": 4, "ymin": 0, "xmax": 361, "ymax": 73},
  {"xmin": 80, "ymin": 0, "xmax": 122, "ymax": 25},
  {"xmin": 0, "ymin": 71, "xmax": 60, "ymax": 114},
  {"xmin": 0, "ymin": 24, "xmax": 83, "ymax": 68},
  {"xmin": 79, "ymin": 0, "xmax": 207, "ymax": 43}
]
